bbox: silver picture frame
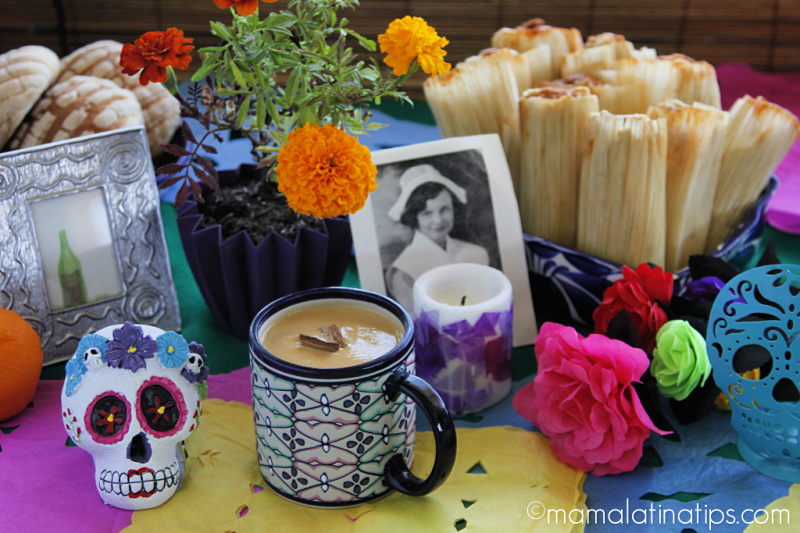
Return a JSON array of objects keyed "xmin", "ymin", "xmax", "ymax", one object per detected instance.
[{"xmin": 0, "ymin": 127, "xmax": 180, "ymax": 366}]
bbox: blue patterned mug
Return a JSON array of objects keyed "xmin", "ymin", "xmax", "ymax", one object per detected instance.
[{"xmin": 249, "ymin": 287, "xmax": 457, "ymax": 507}]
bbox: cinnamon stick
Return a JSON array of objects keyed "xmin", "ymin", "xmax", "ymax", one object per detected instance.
[
  {"xmin": 320, "ymin": 325, "xmax": 347, "ymax": 348},
  {"xmin": 298, "ymin": 334, "xmax": 339, "ymax": 352}
]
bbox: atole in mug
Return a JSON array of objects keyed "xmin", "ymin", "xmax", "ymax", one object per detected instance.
[{"xmin": 249, "ymin": 287, "xmax": 456, "ymax": 507}]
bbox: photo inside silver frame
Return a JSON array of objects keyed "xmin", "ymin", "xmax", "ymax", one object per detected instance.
[{"xmin": 29, "ymin": 187, "xmax": 123, "ymax": 311}]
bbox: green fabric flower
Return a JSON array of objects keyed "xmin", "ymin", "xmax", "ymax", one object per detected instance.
[{"xmin": 651, "ymin": 320, "xmax": 711, "ymax": 401}]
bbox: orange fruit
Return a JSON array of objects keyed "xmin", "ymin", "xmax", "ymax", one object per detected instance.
[{"xmin": 0, "ymin": 309, "xmax": 44, "ymax": 421}]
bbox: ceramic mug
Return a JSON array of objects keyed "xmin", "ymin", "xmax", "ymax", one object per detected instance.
[{"xmin": 249, "ymin": 287, "xmax": 457, "ymax": 507}]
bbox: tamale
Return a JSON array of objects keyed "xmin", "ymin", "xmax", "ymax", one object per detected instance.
[
  {"xmin": 560, "ymin": 33, "xmax": 635, "ymax": 79},
  {"xmin": 706, "ymin": 96, "xmax": 800, "ymax": 250},
  {"xmin": 648, "ymin": 100, "xmax": 728, "ymax": 271},
  {"xmin": 576, "ymin": 112, "xmax": 668, "ymax": 267},
  {"xmin": 518, "ymin": 87, "xmax": 599, "ymax": 246},
  {"xmin": 423, "ymin": 49, "xmax": 519, "ymax": 139},
  {"xmin": 611, "ymin": 54, "xmax": 720, "ymax": 110},
  {"xmin": 510, "ymin": 45, "xmax": 553, "ymax": 94},
  {"xmin": 491, "ymin": 18, "xmax": 583, "ymax": 78},
  {"xmin": 538, "ymin": 74, "xmax": 646, "ymax": 115}
]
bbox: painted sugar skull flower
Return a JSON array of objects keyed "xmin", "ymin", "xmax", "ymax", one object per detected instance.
[
  {"xmin": 105, "ymin": 322, "xmax": 158, "ymax": 372},
  {"xmin": 157, "ymin": 331, "xmax": 190, "ymax": 368},
  {"xmin": 120, "ymin": 0, "xmax": 449, "ymax": 217},
  {"xmin": 119, "ymin": 28, "xmax": 194, "ymax": 86},
  {"xmin": 513, "ymin": 322, "xmax": 669, "ymax": 476},
  {"xmin": 65, "ymin": 357, "xmax": 88, "ymax": 397}
]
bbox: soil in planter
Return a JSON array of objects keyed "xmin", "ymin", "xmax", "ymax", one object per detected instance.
[{"xmin": 195, "ymin": 170, "xmax": 325, "ymax": 245}]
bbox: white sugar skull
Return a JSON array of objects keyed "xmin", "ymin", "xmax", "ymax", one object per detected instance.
[{"xmin": 61, "ymin": 322, "xmax": 207, "ymax": 510}]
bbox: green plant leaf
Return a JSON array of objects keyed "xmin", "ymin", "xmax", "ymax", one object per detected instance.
[
  {"xmin": 285, "ymin": 67, "xmax": 302, "ymax": 108},
  {"xmin": 255, "ymin": 97, "xmax": 267, "ymax": 130},
  {"xmin": 228, "ymin": 56, "xmax": 249, "ymax": 89},
  {"xmin": 236, "ymin": 97, "xmax": 251, "ymax": 129},
  {"xmin": 210, "ymin": 21, "xmax": 235, "ymax": 42},
  {"xmin": 265, "ymin": 95, "xmax": 281, "ymax": 125},
  {"xmin": 267, "ymin": 13, "xmax": 296, "ymax": 29},
  {"xmin": 191, "ymin": 60, "xmax": 221, "ymax": 83}
]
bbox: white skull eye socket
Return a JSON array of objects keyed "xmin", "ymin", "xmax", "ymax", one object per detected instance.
[
  {"xmin": 136, "ymin": 377, "xmax": 188, "ymax": 438},
  {"xmin": 188, "ymin": 355, "xmax": 203, "ymax": 369},
  {"xmin": 85, "ymin": 392, "xmax": 131, "ymax": 445}
]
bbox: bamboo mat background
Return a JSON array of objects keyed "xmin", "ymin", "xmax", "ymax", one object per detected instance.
[{"xmin": 2, "ymin": 0, "xmax": 798, "ymax": 97}]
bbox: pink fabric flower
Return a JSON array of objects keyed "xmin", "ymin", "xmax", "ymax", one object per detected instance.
[
  {"xmin": 593, "ymin": 263, "xmax": 674, "ymax": 355},
  {"xmin": 513, "ymin": 322, "xmax": 669, "ymax": 476}
]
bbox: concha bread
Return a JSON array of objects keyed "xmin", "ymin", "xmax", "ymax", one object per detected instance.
[
  {"xmin": 55, "ymin": 40, "xmax": 180, "ymax": 156},
  {"xmin": 0, "ymin": 45, "xmax": 61, "ymax": 149},
  {"xmin": 9, "ymin": 75, "xmax": 144, "ymax": 150}
]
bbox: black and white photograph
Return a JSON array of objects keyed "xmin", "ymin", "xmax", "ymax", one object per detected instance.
[{"xmin": 351, "ymin": 134, "xmax": 537, "ymax": 346}]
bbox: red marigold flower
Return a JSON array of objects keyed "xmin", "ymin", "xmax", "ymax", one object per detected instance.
[
  {"xmin": 276, "ymin": 123, "xmax": 378, "ymax": 219},
  {"xmin": 513, "ymin": 322, "xmax": 669, "ymax": 476},
  {"xmin": 214, "ymin": 0, "xmax": 277, "ymax": 17},
  {"xmin": 120, "ymin": 28, "xmax": 194, "ymax": 86},
  {"xmin": 592, "ymin": 263, "xmax": 674, "ymax": 355}
]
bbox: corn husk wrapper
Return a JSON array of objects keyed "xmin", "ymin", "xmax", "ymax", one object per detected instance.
[
  {"xmin": 510, "ymin": 45, "xmax": 553, "ymax": 94},
  {"xmin": 648, "ymin": 100, "xmax": 729, "ymax": 272},
  {"xmin": 423, "ymin": 49, "xmax": 521, "ymax": 188},
  {"xmin": 518, "ymin": 87, "xmax": 599, "ymax": 246},
  {"xmin": 491, "ymin": 18, "xmax": 583, "ymax": 78},
  {"xmin": 560, "ymin": 33, "xmax": 636, "ymax": 78},
  {"xmin": 607, "ymin": 54, "xmax": 720, "ymax": 111},
  {"xmin": 538, "ymin": 74, "xmax": 646, "ymax": 115},
  {"xmin": 576, "ymin": 112, "xmax": 668, "ymax": 267},
  {"xmin": 632, "ymin": 47, "xmax": 658, "ymax": 60},
  {"xmin": 706, "ymin": 96, "xmax": 800, "ymax": 250},
  {"xmin": 423, "ymin": 49, "xmax": 519, "ymax": 139},
  {"xmin": 667, "ymin": 54, "xmax": 721, "ymax": 108},
  {"xmin": 502, "ymin": 110, "xmax": 522, "ymax": 194}
]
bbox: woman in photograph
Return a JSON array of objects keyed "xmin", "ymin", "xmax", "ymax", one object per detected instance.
[{"xmin": 385, "ymin": 164, "xmax": 490, "ymax": 310}]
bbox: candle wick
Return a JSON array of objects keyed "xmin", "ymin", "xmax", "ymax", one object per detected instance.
[{"xmin": 460, "ymin": 295, "xmax": 467, "ymax": 306}]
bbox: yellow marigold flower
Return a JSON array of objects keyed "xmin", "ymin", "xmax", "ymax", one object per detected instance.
[
  {"xmin": 378, "ymin": 16, "xmax": 451, "ymax": 77},
  {"xmin": 276, "ymin": 123, "xmax": 378, "ymax": 219}
]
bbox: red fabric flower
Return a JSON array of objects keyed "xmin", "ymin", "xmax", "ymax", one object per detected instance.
[
  {"xmin": 120, "ymin": 28, "xmax": 194, "ymax": 86},
  {"xmin": 214, "ymin": 0, "xmax": 277, "ymax": 17},
  {"xmin": 592, "ymin": 263, "xmax": 674, "ymax": 354},
  {"xmin": 513, "ymin": 322, "xmax": 668, "ymax": 476}
]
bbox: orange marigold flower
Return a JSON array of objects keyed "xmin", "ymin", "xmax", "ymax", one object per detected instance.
[
  {"xmin": 120, "ymin": 28, "xmax": 194, "ymax": 86},
  {"xmin": 378, "ymin": 16, "xmax": 451, "ymax": 77},
  {"xmin": 276, "ymin": 124, "xmax": 378, "ymax": 219},
  {"xmin": 214, "ymin": 0, "xmax": 277, "ymax": 17}
]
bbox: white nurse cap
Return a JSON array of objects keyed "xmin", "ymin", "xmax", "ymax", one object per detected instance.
[{"xmin": 387, "ymin": 164, "xmax": 467, "ymax": 221}]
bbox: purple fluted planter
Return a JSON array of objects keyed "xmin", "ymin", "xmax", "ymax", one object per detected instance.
[{"xmin": 175, "ymin": 165, "xmax": 352, "ymax": 339}]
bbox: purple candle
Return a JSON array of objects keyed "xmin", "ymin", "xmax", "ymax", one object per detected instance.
[{"xmin": 412, "ymin": 263, "xmax": 513, "ymax": 414}]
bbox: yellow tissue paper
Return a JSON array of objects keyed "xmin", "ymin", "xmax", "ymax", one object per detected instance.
[
  {"xmin": 125, "ymin": 399, "xmax": 586, "ymax": 533},
  {"xmin": 744, "ymin": 483, "xmax": 796, "ymax": 532}
]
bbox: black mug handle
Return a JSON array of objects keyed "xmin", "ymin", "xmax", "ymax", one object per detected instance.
[{"xmin": 383, "ymin": 369, "xmax": 457, "ymax": 496}]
